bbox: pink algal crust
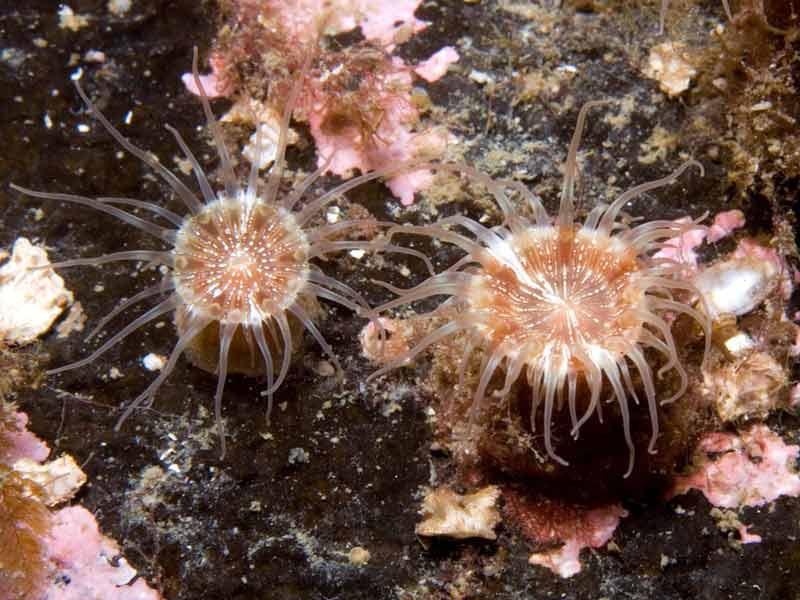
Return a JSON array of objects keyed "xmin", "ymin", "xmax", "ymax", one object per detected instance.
[
  {"xmin": 356, "ymin": 0, "xmax": 428, "ymax": 47},
  {"xmin": 790, "ymin": 383, "xmax": 800, "ymax": 408},
  {"xmin": 654, "ymin": 209, "xmax": 745, "ymax": 267},
  {"xmin": 503, "ymin": 491, "xmax": 628, "ymax": 578},
  {"xmin": 181, "ymin": 2, "xmax": 458, "ymax": 205},
  {"xmin": 669, "ymin": 425, "xmax": 800, "ymax": 509},
  {"xmin": 44, "ymin": 506, "xmax": 163, "ymax": 600},
  {"xmin": 706, "ymin": 209, "xmax": 746, "ymax": 243},
  {"xmin": 653, "ymin": 217, "xmax": 707, "ymax": 266},
  {"xmin": 2, "ymin": 412, "xmax": 162, "ymax": 598},
  {"xmin": 235, "ymin": 0, "xmax": 428, "ymax": 48},
  {"xmin": 305, "ymin": 53, "xmax": 455, "ymax": 206},
  {"xmin": 180, "ymin": 53, "xmax": 229, "ymax": 99},
  {"xmin": 2, "ymin": 411, "xmax": 50, "ymax": 464},
  {"xmin": 414, "ymin": 47, "xmax": 460, "ymax": 82}
]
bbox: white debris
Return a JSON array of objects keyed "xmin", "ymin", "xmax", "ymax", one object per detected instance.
[
  {"xmin": 469, "ymin": 69, "xmax": 494, "ymax": 86},
  {"xmin": 643, "ymin": 42, "xmax": 696, "ymax": 97},
  {"xmin": 703, "ymin": 351, "xmax": 789, "ymax": 422},
  {"xmin": 288, "ymin": 447, "xmax": 310, "ymax": 465},
  {"xmin": 723, "ymin": 332, "xmax": 756, "ymax": 355},
  {"xmin": 13, "ymin": 454, "xmax": 87, "ymax": 506},
  {"xmin": 694, "ymin": 256, "xmax": 778, "ymax": 319},
  {"xmin": 142, "ymin": 352, "xmax": 166, "ymax": 371},
  {"xmin": 348, "ymin": 546, "xmax": 371, "ymax": 566},
  {"xmin": 83, "ymin": 50, "xmax": 106, "ymax": 63},
  {"xmin": 416, "ymin": 485, "xmax": 502, "ymax": 540},
  {"xmin": 0, "ymin": 238, "xmax": 73, "ymax": 345},
  {"xmin": 221, "ymin": 100, "xmax": 298, "ymax": 171},
  {"xmin": 56, "ymin": 301, "xmax": 86, "ymax": 338},
  {"xmin": 107, "ymin": 0, "xmax": 132, "ymax": 17},
  {"xmin": 58, "ymin": 5, "xmax": 91, "ymax": 31},
  {"xmin": 243, "ymin": 122, "xmax": 283, "ymax": 171}
]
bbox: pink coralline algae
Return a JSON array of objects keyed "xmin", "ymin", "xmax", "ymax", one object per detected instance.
[
  {"xmin": 3, "ymin": 411, "xmax": 49, "ymax": 464},
  {"xmin": 182, "ymin": 1, "xmax": 459, "ymax": 205},
  {"xmin": 654, "ymin": 209, "xmax": 745, "ymax": 267},
  {"xmin": 1, "ymin": 411, "xmax": 163, "ymax": 599},
  {"xmin": 304, "ymin": 52, "xmax": 457, "ymax": 206},
  {"xmin": 669, "ymin": 425, "xmax": 800, "ymax": 511},
  {"xmin": 706, "ymin": 209, "xmax": 746, "ymax": 243},
  {"xmin": 46, "ymin": 506, "xmax": 162, "ymax": 600},
  {"xmin": 503, "ymin": 491, "xmax": 628, "ymax": 578},
  {"xmin": 180, "ymin": 53, "xmax": 228, "ymax": 99}
]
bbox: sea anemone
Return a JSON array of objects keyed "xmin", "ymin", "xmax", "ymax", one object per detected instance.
[
  {"xmin": 10, "ymin": 52, "xmax": 401, "ymax": 457},
  {"xmin": 369, "ymin": 101, "xmax": 712, "ymax": 476}
]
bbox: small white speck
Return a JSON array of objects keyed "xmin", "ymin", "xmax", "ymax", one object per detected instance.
[
  {"xmin": 77, "ymin": 123, "xmax": 90, "ymax": 133},
  {"xmin": 724, "ymin": 332, "xmax": 756, "ymax": 355},
  {"xmin": 70, "ymin": 67, "xmax": 83, "ymax": 81},
  {"xmin": 167, "ymin": 463, "xmax": 182, "ymax": 473},
  {"xmin": 108, "ymin": 0, "xmax": 132, "ymax": 17},
  {"xmin": 142, "ymin": 353, "xmax": 166, "ymax": 371},
  {"xmin": 349, "ymin": 249, "xmax": 366, "ymax": 259},
  {"xmin": 469, "ymin": 69, "xmax": 494, "ymax": 85},
  {"xmin": 288, "ymin": 447, "xmax": 310, "ymax": 465},
  {"xmin": 58, "ymin": 5, "xmax": 91, "ymax": 32},
  {"xmin": 108, "ymin": 367, "xmax": 123, "ymax": 379},
  {"xmin": 93, "ymin": 284, "xmax": 104, "ymax": 292},
  {"xmin": 83, "ymin": 50, "xmax": 106, "ymax": 63},
  {"xmin": 124, "ymin": 110, "xmax": 133, "ymax": 125},
  {"xmin": 325, "ymin": 206, "xmax": 341, "ymax": 224},
  {"xmin": 43, "ymin": 112, "xmax": 53, "ymax": 129}
]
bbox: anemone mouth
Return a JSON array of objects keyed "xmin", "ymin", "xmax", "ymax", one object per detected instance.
[
  {"xmin": 172, "ymin": 196, "xmax": 311, "ymax": 324},
  {"xmin": 468, "ymin": 226, "xmax": 646, "ymax": 354}
]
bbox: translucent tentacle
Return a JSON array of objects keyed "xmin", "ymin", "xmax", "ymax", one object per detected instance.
[
  {"xmin": 367, "ymin": 321, "xmax": 464, "ymax": 382},
  {"xmin": 42, "ymin": 250, "xmax": 172, "ymax": 270},
  {"xmin": 86, "ymin": 280, "xmax": 174, "ymax": 341},
  {"xmin": 191, "ymin": 48, "xmax": 238, "ymax": 200},
  {"xmin": 113, "ymin": 316, "xmax": 208, "ymax": 429},
  {"xmin": 164, "ymin": 124, "xmax": 216, "ymax": 204},
  {"xmin": 560, "ymin": 101, "xmax": 610, "ymax": 229},
  {"xmin": 48, "ymin": 295, "xmax": 179, "ymax": 375},
  {"xmin": 599, "ymin": 159, "xmax": 704, "ymax": 234},
  {"xmin": 74, "ymin": 80, "xmax": 204, "ymax": 214},
  {"xmin": 252, "ymin": 321, "xmax": 276, "ymax": 422},
  {"xmin": 96, "ymin": 197, "xmax": 183, "ymax": 226},
  {"xmin": 10, "ymin": 185, "xmax": 176, "ymax": 243},
  {"xmin": 213, "ymin": 322, "xmax": 238, "ymax": 459}
]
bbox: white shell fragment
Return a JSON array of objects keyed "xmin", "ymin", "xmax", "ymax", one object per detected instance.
[
  {"xmin": 13, "ymin": 454, "xmax": 88, "ymax": 506},
  {"xmin": 0, "ymin": 237, "xmax": 73, "ymax": 344},
  {"xmin": 221, "ymin": 99, "xmax": 298, "ymax": 171},
  {"xmin": 694, "ymin": 256, "xmax": 778, "ymax": 319},
  {"xmin": 415, "ymin": 485, "xmax": 502, "ymax": 540},
  {"xmin": 643, "ymin": 42, "xmax": 697, "ymax": 97},
  {"xmin": 703, "ymin": 351, "xmax": 788, "ymax": 422}
]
